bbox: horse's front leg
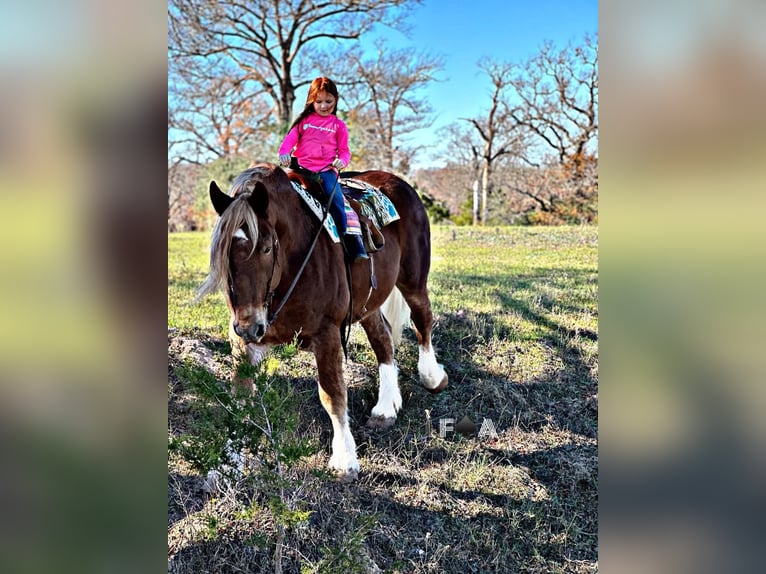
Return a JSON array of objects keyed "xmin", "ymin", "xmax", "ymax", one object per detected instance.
[
  {"xmin": 361, "ymin": 310, "xmax": 401, "ymax": 429},
  {"xmin": 202, "ymin": 322, "xmax": 270, "ymax": 494},
  {"xmin": 313, "ymin": 332, "xmax": 359, "ymax": 481}
]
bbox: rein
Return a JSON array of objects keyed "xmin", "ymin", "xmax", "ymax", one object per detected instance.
[{"xmin": 265, "ymin": 163, "xmax": 344, "ymax": 334}]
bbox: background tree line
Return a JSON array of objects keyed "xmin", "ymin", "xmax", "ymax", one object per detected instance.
[{"xmin": 168, "ymin": 0, "xmax": 597, "ymax": 231}]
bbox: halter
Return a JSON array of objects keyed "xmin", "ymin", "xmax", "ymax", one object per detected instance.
[{"xmin": 226, "ymin": 232, "xmax": 280, "ymax": 315}]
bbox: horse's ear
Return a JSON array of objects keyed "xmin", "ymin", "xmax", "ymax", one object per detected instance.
[
  {"xmin": 210, "ymin": 181, "xmax": 234, "ymax": 215},
  {"xmin": 248, "ymin": 181, "xmax": 269, "ymax": 215}
]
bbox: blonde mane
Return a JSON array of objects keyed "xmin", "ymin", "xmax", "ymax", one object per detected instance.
[{"xmin": 196, "ymin": 187, "xmax": 261, "ymax": 302}]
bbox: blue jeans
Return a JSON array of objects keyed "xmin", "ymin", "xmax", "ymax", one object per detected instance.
[{"xmin": 318, "ymin": 170, "xmax": 347, "ymax": 235}]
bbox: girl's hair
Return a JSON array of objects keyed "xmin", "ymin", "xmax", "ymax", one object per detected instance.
[{"xmin": 289, "ymin": 76, "xmax": 340, "ymax": 131}]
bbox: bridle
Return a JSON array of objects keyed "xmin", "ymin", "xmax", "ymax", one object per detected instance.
[
  {"xmin": 226, "ymin": 166, "xmax": 355, "ymax": 357},
  {"xmin": 263, "ymin": 236, "xmax": 280, "ymax": 312},
  {"xmin": 226, "ymin": 233, "xmax": 281, "ymax": 327}
]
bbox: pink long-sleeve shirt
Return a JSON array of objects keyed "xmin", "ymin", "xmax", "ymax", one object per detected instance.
[{"xmin": 278, "ymin": 112, "xmax": 351, "ymax": 172}]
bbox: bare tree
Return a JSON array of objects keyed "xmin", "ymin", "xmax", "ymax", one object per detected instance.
[
  {"xmin": 464, "ymin": 59, "xmax": 527, "ymax": 225},
  {"xmin": 343, "ymin": 41, "xmax": 443, "ymax": 173},
  {"xmin": 508, "ymin": 34, "xmax": 598, "ymax": 209},
  {"xmin": 432, "ymin": 122, "xmax": 484, "ymax": 221},
  {"xmin": 169, "ymin": 53, "xmax": 278, "ymax": 162},
  {"xmin": 455, "ymin": 34, "xmax": 597, "ymax": 225},
  {"xmin": 168, "ymin": 0, "xmax": 420, "ymax": 140}
]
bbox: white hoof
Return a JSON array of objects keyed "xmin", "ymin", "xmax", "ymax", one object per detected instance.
[
  {"xmin": 418, "ymin": 345, "xmax": 448, "ymax": 392},
  {"xmin": 328, "ymin": 452, "xmax": 360, "ymax": 482},
  {"xmin": 371, "ymin": 363, "xmax": 402, "ymax": 420}
]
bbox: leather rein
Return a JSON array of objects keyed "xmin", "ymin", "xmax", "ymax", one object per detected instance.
[{"xmin": 264, "ymin": 165, "xmax": 345, "ymax": 333}]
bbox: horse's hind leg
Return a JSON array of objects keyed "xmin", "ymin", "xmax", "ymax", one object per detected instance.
[
  {"xmin": 361, "ymin": 310, "xmax": 402, "ymax": 429},
  {"xmin": 396, "ymin": 286, "xmax": 448, "ymax": 393}
]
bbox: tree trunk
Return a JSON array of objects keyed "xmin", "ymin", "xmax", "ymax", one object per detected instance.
[
  {"xmin": 481, "ymin": 163, "xmax": 491, "ymax": 225},
  {"xmin": 278, "ymin": 88, "xmax": 295, "ymax": 130},
  {"xmin": 472, "ymin": 180, "xmax": 480, "ymax": 226}
]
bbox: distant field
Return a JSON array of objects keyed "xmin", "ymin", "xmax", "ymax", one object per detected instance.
[{"xmin": 169, "ymin": 225, "xmax": 598, "ymax": 573}]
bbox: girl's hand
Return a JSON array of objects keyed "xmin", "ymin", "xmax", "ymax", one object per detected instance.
[
  {"xmin": 332, "ymin": 158, "xmax": 345, "ymax": 170},
  {"xmin": 279, "ymin": 154, "xmax": 291, "ymax": 166}
]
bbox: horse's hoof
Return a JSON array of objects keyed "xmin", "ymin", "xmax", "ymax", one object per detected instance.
[
  {"xmin": 366, "ymin": 415, "xmax": 396, "ymax": 429},
  {"xmin": 336, "ymin": 468, "xmax": 359, "ymax": 482},
  {"xmin": 426, "ymin": 374, "xmax": 448, "ymax": 394}
]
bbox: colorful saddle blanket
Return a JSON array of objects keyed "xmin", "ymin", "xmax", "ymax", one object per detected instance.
[
  {"xmin": 339, "ymin": 178, "xmax": 400, "ymax": 229},
  {"xmin": 289, "ymin": 178, "xmax": 399, "ymax": 243}
]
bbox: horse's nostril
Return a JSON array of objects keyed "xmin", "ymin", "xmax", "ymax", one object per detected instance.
[
  {"xmin": 254, "ymin": 322, "xmax": 266, "ymax": 338},
  {"xmin": 233, "ymin": 322, "xmax": 243, "ymax": 337}
]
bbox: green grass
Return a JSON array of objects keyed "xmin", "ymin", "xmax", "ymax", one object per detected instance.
[
  {"xmin": 168, "ymin": 232, "xmax": 230, "ymax": 336},
  {"xmin": 169, "ymin": 225, "xmax": 598, "ymax": 573}
]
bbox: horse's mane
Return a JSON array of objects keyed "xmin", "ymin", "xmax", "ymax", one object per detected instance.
[
  {"xmin": 196, "ymin": 165, "xmax": 314, "ymax": 301},
  {"xmin": 196, "ymin": 182, "xmax": 261, "ymax": 301}
]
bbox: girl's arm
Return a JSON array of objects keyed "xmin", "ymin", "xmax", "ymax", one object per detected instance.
[
  {"xmin": 278, "ymin": 125, "xmax": 300, "ymax": 156},
  {"xmin": 336, "ymin": 120, "xmax": 351, "ymax": 167}
]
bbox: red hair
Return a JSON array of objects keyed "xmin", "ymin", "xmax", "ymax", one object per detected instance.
[{"xmin": 289, "ymin": 77, "xmax": 340, "ymax": 130}]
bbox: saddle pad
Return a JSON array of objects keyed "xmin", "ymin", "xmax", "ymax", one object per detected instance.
[
  {"xmin": 289, "ymin": 180, "xmax": 362, "ymax": 242},
  {"xmin": 339, "ymin": 178, "xmax": 400, "ymax": 229}
]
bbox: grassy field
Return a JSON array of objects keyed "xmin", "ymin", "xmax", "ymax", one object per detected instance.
[{"xmin": 168, "ymin": 225, "xmax": 598, "ymax": 573}]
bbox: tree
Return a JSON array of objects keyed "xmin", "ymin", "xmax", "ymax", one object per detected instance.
[
  {"xmin": 168, "ymin": 0, "xmax": 421, "ymax": 142},
  {"xmin": 169, "ymin": 53, "xmax": 278, "ymax": 162},
  {"xmin": 415, "ymin": 122, "xmax": 481, "ymax": 223},
  {"xmin": 344, "ymin": 41, "xmax": 443, "ymax": 173},
  {"xmin": 463, "ymin": 59, "xmax": 527, "ymax": 225},
  {"xmin": 455, "ymin": 34, "xmax": 597, "ymax": 225},
  {"xmin": 507, "ymin": 34, "xmax": 598, "ymax": 216}
]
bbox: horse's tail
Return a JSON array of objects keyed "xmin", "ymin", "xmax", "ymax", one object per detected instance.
[{"xmin": 380, "ymin": 287, "xmax": 410, "ymax": 348}]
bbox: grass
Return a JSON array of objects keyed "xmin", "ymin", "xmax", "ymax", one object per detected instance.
[
  {"xmin": 168, "ymin": 232, "xmax": 229, "ymax": 335},
  {"xmin": 168, "ymin": 225, "xmax": 598, "ymax": 573}
]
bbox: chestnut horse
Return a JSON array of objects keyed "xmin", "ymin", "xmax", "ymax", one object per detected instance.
[{"xmin": 198, "ymin": 163, "xmax": 447, "ymax": 480}]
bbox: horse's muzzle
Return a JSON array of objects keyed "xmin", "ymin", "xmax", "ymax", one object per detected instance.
[{"xmin": 233, "ymin": 320, "xmax": 268, "ymax": 343}]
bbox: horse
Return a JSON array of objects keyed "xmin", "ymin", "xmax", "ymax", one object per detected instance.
[{"xmin": 198, "ymin": 163, "xmax": 448, "ymax": 481}]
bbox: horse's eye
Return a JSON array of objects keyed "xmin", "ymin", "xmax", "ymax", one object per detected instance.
[{"xmin": 263, "ymin": 246, "xmax": 271, "ymax": 254}]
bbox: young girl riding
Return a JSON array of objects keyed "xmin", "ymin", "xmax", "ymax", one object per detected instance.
[{"xmin": 278, "ymin": 76, "xmax": 368, "ymax": 262}]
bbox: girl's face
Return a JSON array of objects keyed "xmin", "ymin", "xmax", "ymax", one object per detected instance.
[{"xmin": 313, "ymin": 90, "xmax": 336, "ymax": 117}]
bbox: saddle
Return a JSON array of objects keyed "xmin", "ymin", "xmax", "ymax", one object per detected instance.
[
  {"xmin": 347, "ymin": 196, "xmax": 385, "ymax": 253},
  {"xmin": 289, "ymin": 163, "xmax": 392, "ymax": 254}
]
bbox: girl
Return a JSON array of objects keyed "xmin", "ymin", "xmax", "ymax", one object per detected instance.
[{"xmin": 278, "ymin": 76, "xmax": 368, "ymax": 262}]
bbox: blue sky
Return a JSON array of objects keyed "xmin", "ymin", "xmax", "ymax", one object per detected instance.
[
  {"xmin": 368, "ymin": 0, "xmax": 599, "ymax": 167},
  {"xmin": 169, "ymin": 0, "xmax": 597, "ymax": 167}
]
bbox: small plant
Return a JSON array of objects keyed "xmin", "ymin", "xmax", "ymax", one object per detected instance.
[
  {"xmin": 305, "ymin": 514, "xmax": 378, "ymax": 574},
  {"xmin": 170, "ymin": 338, "xmax": 320, "ymax": 572}
]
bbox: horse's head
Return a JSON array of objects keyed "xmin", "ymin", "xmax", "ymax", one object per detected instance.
[{"xmin": 199, "ymin": 171, "xmax": 283, "ymax": 343}]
